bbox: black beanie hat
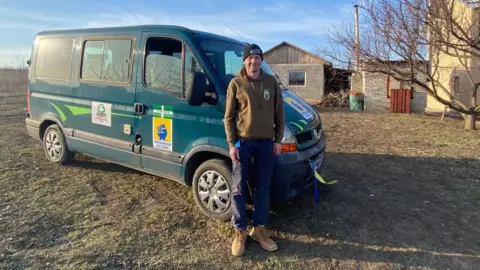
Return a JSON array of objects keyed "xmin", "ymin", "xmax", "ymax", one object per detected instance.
[{"xmin": 243, "ymin": 44, "xmax": 263, "ymax": 61}]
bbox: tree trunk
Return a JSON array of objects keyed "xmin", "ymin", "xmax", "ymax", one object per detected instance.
[{"xmin": 464, "ymin": 113, "xmax": 477, "ymax": 130}]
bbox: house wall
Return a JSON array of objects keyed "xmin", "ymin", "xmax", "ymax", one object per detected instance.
[
  {"xmin": 362, "ymin": 65, "xmax": 428, "ymax": 113},
  {"xmin": 270, "ymin": 64, "xmax": 325, "ymax": 102},
  {"xmin": 362, "ymin": 72, "xmax": 389, "ymax": 112},
  {"xmin": 426, "ymin": 1, "xmax": 480, "ymax": 115},
  {"xmin": 264, "ymin": 44, "xmax": 328, "ymax": 65}
]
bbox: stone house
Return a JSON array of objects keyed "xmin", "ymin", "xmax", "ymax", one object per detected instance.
[{"xmin": 263, "ymin": 41, "xmax": 335, "ymax": 103}]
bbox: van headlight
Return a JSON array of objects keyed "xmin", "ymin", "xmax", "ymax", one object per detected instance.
[{"xmin": 281, "ymin": 125, "xmax": 297, "ymax": 153}]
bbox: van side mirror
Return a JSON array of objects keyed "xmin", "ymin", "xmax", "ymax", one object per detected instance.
[{"xmin": 186, "ymin": 72, "xmax": 207, "ymax": 106}]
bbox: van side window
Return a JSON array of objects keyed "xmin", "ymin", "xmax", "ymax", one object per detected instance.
[
  {"xmin": 144, "ymin": 37, "xmax": 183, "ymax": 97},
  {"xmin": 35, "ymin": 37, "xmax": 73, "ymax": 80},
  {"xmin": 81, "ymin": 39, "xmax": 132, "ymax": 83}
]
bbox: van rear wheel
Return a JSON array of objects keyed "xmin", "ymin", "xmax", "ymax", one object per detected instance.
[
  {"xmin": 192, "ymin": 159, "xmax": 233, "ymax": 221},
  {"xmin": 42, "ymin": 124, "xmax": 75, "ymax": 164}
]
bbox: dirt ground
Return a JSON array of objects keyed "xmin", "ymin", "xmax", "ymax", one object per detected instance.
[{"xmin": 1, "ymin": 69, "xmax": 479, "ymax": 270}]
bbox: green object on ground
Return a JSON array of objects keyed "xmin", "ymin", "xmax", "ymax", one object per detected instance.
[{"xmin": 349, "ymin": 92, "xmax": 364, "ymax": 111}]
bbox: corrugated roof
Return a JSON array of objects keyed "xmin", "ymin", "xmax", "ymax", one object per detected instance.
[{"xmin": 264, "ymin": 41, "xmax": 333, "ymax": 66}]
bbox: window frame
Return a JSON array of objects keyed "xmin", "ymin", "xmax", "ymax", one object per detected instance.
[
  {"xmin": 288, "ymin": 70, "xmax": 307, "ymax": 87},
  {"xmin": 453, "ymin": 76, "xmax": 460, "ymax": 95},
  {"xmin": 142, "ymin": 35, "xmax": 204, "ymax": 100},
  {"xmin": 77, "ymin": 35, "xmax": 136, "ymax": 86},
  {"xmin": 34, "ymin": 36, "xmax": 75, "ymax": 82}
]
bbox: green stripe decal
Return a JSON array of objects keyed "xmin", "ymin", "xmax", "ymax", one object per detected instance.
[
  {"xmin": 289, "ymin": 122, "xmax": 304, "ymax": 132},
  {"xmin": 112, "ymin": 113, "xmax": 137, "ymax": 118},
  {"xmin": 49, "ymin": 102, "xmax": 67, "ymax": 122},
  {"xmin": 65, "ymin": 105, "xmax": 91, "ymax": 116},
  {"xmin": 299, "ymin": 120, "xmax": 308, "ymax": 125}
]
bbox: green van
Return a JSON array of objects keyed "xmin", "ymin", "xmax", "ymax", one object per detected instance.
[{"xmin": 25, "ymin": 25, "xmax": 326, "ymax": 221}]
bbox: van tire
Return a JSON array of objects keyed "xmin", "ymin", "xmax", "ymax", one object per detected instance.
[
  {"xmin": 42, "ymin": 124, "xmax": 75, "ymax": 164},
  {"xmin": 192, "ymin": 159, "xmax": 233, "ymax": 221}
]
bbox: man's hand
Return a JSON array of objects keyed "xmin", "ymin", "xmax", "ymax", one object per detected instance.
[
  {"xmin": 274, "ymin": 143, "xmax": 281, "ymax": 156},
  {"xmin": 230, "ymin": 147, "xmax": 240, "ymax": 161}
]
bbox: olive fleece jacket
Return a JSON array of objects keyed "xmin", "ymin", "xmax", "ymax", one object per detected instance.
[{"xmin": 224, "ymin": 67, "xmax": 285, "ymax": 148}]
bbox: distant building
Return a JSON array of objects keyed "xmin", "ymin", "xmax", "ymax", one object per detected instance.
[
  {"xmin": 361, "ymin": 60, "xmax": 428, "ymax": 113},
  {"xmin": 264, "ymin": 41, "xmax": 348, "ymax": 103}
]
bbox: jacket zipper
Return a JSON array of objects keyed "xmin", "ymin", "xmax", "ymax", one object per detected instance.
[{"xmin": 250, "ymin": 80, "xmax": 263, "ymax": 111}]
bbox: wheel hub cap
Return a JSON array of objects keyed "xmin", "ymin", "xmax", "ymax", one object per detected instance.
[
  {"xmin": 198, "ymin": 170, "xmax": 231, "ymax": 213},
  {"xmin": 45, "ymin": 130, "xmax": 62, "ymax": 160}
]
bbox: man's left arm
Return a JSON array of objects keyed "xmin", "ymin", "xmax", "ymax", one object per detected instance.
[{"xmin": 273, "ymin": 81, "xmax": 285, "ymax": 145}]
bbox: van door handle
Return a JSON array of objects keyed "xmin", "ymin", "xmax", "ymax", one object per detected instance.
[{"xmin": 134, "ymin": 103, "xmax": 145, "ymax": 115}]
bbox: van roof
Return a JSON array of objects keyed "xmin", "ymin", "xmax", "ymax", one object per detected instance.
[{"xmin": 35, "ymin": 24, "xmax": 246, "ymax": 45}]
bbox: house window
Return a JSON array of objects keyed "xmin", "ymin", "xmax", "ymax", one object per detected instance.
[
  {"xmin": 288, "ymin": 71, "xmax": 306, "ymax": 86},
  {"xmin": 453, "ymin": 76, "xmax": 460, "ymax": 95}
]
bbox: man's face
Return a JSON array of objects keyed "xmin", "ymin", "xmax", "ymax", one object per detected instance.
[{"xmin": 244, "ymin": 54, "xmax": 262, "ymax": 74}]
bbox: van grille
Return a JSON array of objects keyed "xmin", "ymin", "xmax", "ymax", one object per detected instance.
[{"xmin": 296, "ymin": 130, "xmax": 313, "ymax": 144}]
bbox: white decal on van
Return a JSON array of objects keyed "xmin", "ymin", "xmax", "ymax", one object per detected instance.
[{"xmin": 92, "ymin": 102, "xmax": 112, "ymax": 127}]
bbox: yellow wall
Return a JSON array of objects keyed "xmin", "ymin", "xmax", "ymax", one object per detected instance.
[{"xmin": 426, "ymin": 1, "xmax": 480, "ymax": 113}]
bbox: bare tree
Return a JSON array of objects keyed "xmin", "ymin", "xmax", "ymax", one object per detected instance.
[
  {"xmin": 11, "ymin": 55, "xmax": 29, "ymax": 71},
  {"xmin": 320, "ymin": 0, "xmax": 480, "ymax": 130}
]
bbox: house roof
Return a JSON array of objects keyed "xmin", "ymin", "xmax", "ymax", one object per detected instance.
[{"xmin": 264, "ymin": 41, "xmax": 333, "ymax": 66}]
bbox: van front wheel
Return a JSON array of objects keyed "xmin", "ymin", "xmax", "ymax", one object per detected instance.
[
  {"xmin": 192, "ymin": 159, "xmax": 233, "ymax": 221},
  {"xmin": 42, "ymin": 124, "xmax": 75, "ymax": 164}
]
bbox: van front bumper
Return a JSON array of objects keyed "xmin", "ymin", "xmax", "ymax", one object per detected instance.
[{"xmin": 270, "ymin": 134, "xmax": 326, "ymax": 204}]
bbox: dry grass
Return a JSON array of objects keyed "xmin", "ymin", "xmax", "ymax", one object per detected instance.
[{"xmin": 1, "ymin": 69, "xmax": 479, "ymax": 269}]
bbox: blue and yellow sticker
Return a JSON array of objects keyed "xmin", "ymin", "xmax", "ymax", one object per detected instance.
[
  {"xmin": 263, "ymin": 89, "xmax": 270, "ymax": 100},
  {"xmin": 152, "ymin": 105, "xmax": 174, "ymax": 152}
]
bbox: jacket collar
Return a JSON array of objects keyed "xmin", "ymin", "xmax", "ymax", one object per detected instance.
[{"xmin": 238, "ymin": 67, "xmax": 264, "ymax": 82}]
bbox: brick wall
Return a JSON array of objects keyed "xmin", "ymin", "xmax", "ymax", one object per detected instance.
[
  {"xmin": 269, "ymin": 64, "xmax": 325, "ymax": 102},
  {"xmin": 363, "ymin": 72, "xmax": 390, "ymax": 112},
  {"xmin": 362, "ymin": 64, "xmax": 427, "ymax": 113}
]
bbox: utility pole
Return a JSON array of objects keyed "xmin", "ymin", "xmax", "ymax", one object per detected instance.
[{"xmin": 354, "ymin": 4, "xmax": 360, "ymax": 73}]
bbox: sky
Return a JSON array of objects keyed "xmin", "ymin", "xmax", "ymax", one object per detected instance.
[{"xmin": 0, "ymin": 0, "xmax": 357, "ymax": 67}]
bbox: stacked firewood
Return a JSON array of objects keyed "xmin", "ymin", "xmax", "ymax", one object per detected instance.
[{"xmin": 318, "ymin": 90, "xmax": 350, "ymax": 108}]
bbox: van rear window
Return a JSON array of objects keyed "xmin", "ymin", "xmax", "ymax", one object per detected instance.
[{"xmin": 35, "ymin": 37, "xmax": 74, "ymax": 80}]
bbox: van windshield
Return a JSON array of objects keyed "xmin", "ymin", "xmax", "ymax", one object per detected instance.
[{"xmin": 199, "ymin": 39, "xmax": 282, "ymax": 92}]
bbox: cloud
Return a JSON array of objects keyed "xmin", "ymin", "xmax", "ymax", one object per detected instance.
[
  {"xmin": 0, "ymin": 7, "xmax": 70, "ymax": 23},
  {"xmin": 0, "ymin": 1, "xmax": 350, "ymax": 66},
  {"xmin": 82, "ymin": 3, "xmax": 336, "ymax": 45}
]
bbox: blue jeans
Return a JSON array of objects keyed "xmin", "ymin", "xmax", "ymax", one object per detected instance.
[{"xmin": 231, "ymin": 139, "xmax": 275, "ymax": 231}]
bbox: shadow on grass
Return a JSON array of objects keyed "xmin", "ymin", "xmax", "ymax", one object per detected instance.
[
  {"xmin": 258, "ymin": 152, "xmax": 480, "ymax": 269},
  {"xmin": 65, "ymin": 158, "xmax": 143, "ymax": 175}
]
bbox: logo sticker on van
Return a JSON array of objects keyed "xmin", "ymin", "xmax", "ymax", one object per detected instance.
[
  {"xmin": 152, "ymin": 105, "xmax": 173, "ymax": 152},
  {"xmin": 92, "ymin": 101, "xmax": 112, "ymax": 126},
  {"xmin": 283, "ymin": 97, "xmax": 313, "ymax": 120},
  {"xmin": 153, "ymin": 117, "xmax": 173, "ymax": 151}
]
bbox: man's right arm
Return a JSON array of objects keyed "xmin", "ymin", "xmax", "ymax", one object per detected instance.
[{"xmin": 224, "ymin": 80, "xmax": 237, "ymax": 149}]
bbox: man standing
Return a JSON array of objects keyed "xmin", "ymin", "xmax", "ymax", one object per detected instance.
[{"xmin": 224, "ymin": 44, "xmax": 285, "ymax": 257}]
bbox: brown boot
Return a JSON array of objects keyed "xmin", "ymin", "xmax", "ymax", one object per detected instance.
[
  {"xmin": 231, "ymin": 230, "xmax": 247, "ymax": 256},
  {"xmin": 249, "ymin": 225, "xmax": 278, "ymax": 251}
]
